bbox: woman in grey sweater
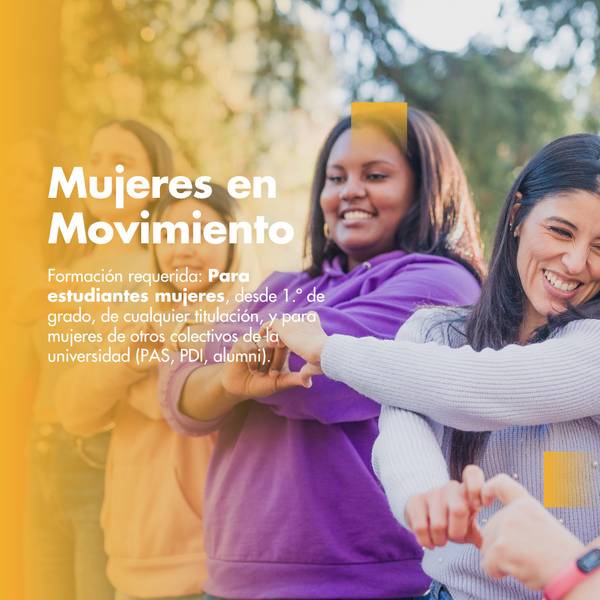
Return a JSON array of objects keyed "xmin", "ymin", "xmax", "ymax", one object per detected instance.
[{"xmin": 264, "ymin": 133, "xmax": 600, "ymax": 600}]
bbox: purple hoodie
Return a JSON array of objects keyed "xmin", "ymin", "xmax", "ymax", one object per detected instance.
[{"xmin": 160, "ymin": 251, "xmax": 480, "ymax": 599}]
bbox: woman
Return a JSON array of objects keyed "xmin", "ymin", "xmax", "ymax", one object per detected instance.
[
  {"xmin": 160, "ymin": 108, "xmax": 484, "ymax": 599},
  {"xmin": 266, "ymin": 133, "xmax": 600, "ymax": 600},
  {"xmin": 55, "ymin": 187, "xmax": 256, "ymax": 600},
  {"xmin": 23, "ymin": 119, "xmax": 173, "ymax": 600}
]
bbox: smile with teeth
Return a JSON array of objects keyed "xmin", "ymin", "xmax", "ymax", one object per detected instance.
[
  {"xmin": 341, "ymin": 209, "xmax": 376, "ymax": 221},
  {"xmin": 543, "ymin": 269, "xmax": 581, "ymax": 293}
]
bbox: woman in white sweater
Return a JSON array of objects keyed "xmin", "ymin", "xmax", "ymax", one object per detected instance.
[{"xmin": 262, "ymin": 133, "xmax": 600, "ymax": 600}]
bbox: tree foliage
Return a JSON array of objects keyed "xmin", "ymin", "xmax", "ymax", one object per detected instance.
[
  {"xmin": 59, "ymin": 0, "xmax": 597, "ymax": 247},
  {"xmin": 517, "ymin": 0, "xmax": 599, "ymax": 68}
]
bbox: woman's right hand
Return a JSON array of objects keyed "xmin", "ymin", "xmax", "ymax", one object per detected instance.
[
  {"xmin": 405, "ymin": 465, "xmax": 485, "ymax": 549},
  {"xmin": 220, "ymin": 337, "xmax": 310, "ymax": 401}
]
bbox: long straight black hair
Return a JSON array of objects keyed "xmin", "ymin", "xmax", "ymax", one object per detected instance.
[
  {"xmin": 449, "ymin": 133, "xmax": 600, "ymax": 479},
  {"xmin": 304, "ymin": 108, "xmax": 485, "ymax": 280}
]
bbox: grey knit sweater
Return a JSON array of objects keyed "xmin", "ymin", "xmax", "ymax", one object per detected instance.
[{"xmin": 321, "ymin": 307, "xmax": 600, "ymax": 600}]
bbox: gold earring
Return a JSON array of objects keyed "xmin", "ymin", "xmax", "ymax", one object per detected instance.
[{"xmin": 323, "ymin": 223, "xmax": 331, "ymax": 239}]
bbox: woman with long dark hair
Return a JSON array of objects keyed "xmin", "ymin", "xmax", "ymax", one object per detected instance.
[
  {"xmin": 265, "ymin": 133, "xmax": 600, "ymax": 600},
  {"xmin": 160, "ymin": 107, "xmax": 483, "ymax": 599}
]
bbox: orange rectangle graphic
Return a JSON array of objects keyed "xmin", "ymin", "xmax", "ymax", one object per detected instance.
[{"xmin": 544, "ymin": 451, "xmax": 597, "ymax": 509}]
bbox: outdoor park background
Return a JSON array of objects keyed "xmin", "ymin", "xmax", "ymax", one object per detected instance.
[
  {"xmin": 2, "ymin": 0, "xmax": 600, "ymax": 597},
  {"xmin": 7, "ymin": 0, "xmax": 600, "ymax": 260}
]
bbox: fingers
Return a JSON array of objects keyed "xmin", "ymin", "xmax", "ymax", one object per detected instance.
[
  {"xmin": 467, "ymin": 514, "xmax": 483, "ymax": 549},
  {"xmin": 482, "ymin": 474, "xmax": 529, "ymax": 507},
  {"xmin": 480, "ymin": 511, "xmax": 501, "ymax": 557},
  {"xmin": 445, "ymin": 477, "xmax": 486, "ymax": 547},
  {"xmin": 405, "ymin": 494, "xmax": 434, "ymax": 549},
  {"xmin": 480, "ymin": 520, "xmax": 514, "ymax": 581},
  {"xmin": 446, "ymin": 483, "xmax": 471, "ymax": 543},
  {"xmin": 259, "ymin": 319, "xmax": 276, "ymax": 337},
  {"xmin": 255, "ymin": 341, "xmax": 274, "ymax": 374},
  {"xmin": 462, "ymin": 464, "xmax": 485, "ymax": 510},
  {"xmin": 230, "ymin": 339, "xmax": 265, "ymax": 373},
  {"xmin": 269, "ymin": 346, "xmax": 288, "ymax": 375},
  {"xmin": 275, "ymin": 360, "xmax": 316, "ymax": 389},
  {"xmin": 299, "ymin": 362, "xmax": 322, "ymax": 385},
  {"xmin": 406, "ymin": 479, "xmax": 484, "ymax": 552},
  {"xmin": 273, "ymin": 371, "xmax": 312, "ymax": 391},
  {"xmin": 427, "ymin": 487, "xmax": 450, "ymax": 547},
  {"xmin": 260, "ymin": 320, "xmax": 285, "ymax": 347}
]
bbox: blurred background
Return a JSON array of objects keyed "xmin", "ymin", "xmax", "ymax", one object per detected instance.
[{"xmin": 9, "ymin": 0, "xmax": 600, "ymax": 261}]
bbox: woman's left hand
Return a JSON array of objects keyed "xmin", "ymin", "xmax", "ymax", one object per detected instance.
[
  {"xmin": 261, "ymin": 312, "xmax": 327, "ymax": 378},
  {"xmin": 480, "ymin": 474, "xmax": 584, "ymax": 589}
]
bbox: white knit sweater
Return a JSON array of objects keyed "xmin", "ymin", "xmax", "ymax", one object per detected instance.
[{"xmin": 321, "ymin": 307, "xmax": 600, "ymax": 600}]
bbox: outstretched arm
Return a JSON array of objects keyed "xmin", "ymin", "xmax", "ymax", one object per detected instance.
[
  {"xmin": 255, "ymin": 263, "xmax": 479, "ymax": 424},
  {"xmin": 319, "ymin": 317, "xmax": 600, "ymax": 431},
  {"xmin": 159, "ymin": 342, "xmax": 309, "ymax": 435},
  {"xmin": 163, "ymin": 261, "xmax": 480, "ymax": 428}
]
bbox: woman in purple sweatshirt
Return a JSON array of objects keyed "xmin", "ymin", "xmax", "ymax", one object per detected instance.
[{"xmin": 160, "ymin": 108, "xmax": 483, "ymax": 599}]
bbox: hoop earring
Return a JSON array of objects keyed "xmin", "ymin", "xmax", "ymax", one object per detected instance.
[{"xmin": 323, "ymin": 223, "xmax": 331, "ymax": 239}]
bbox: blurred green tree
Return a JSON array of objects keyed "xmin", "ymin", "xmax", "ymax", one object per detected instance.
[
  {"xmin": 381, "ymin": 47, "xmax": 570, "ymax": 239},
  {"xmin": 57, "ymin": 0, "xmax": 597, "ymax": 248},
  {"xmin": 517, "ymin": 0, "xmax": 599, "ymax": 69}
]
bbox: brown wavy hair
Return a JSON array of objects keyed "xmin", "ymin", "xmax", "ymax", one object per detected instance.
[{"xmin": 304, "ymin": 107, "xmax": 485, "ymax": 280}]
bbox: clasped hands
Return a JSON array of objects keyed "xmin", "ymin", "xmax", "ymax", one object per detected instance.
[
  {"xmin": 107, "ymin": 310, "xmax": 328, "ymax": 399},
  {"xmin": 219, "ymin": 312, "xmax": 328, "ymax": 400},
  {"xmin": 407, "ymin": 465, "xmax": 583, "ymax": 590}
]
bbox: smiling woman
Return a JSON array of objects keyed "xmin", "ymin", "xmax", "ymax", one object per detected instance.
[
  {"xmin": 306, "ymin": 109, "xmax": 485, "ymax": 279},
  {"xmin": 514, "ymin": 191, "xmax": 600, "ymax": 335},
  {"xmin": 158, "ymin": 107, "xmax": 485, "ymax": 600},
  {"xmin": 52, "ymin": 180, "xmax": 255, "ymax": 600},
  {"xmin": 267, "ymin": 132, "xmax": 600, "ymax": 600},
  {"xmin": 319, "ymin": 124, "xmax": 415, "ymax": 269}
]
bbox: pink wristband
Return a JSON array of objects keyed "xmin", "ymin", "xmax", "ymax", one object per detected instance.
[{"xmin": 543, "ymin": 549, "xmax": 600, "ymax": 600}]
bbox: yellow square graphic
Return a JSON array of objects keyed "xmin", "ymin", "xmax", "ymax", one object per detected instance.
[
  {"xmin": 351, "ymin": 102, "xmax": 408, "ymax": 151},
  {"xmin": 544, "ymin": 451, "xmax": 596, "ymax": 509}
]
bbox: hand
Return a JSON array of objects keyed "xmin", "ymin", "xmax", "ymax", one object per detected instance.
[
  {"xmin": 405, "ymin": 465, "xmax": 485, "ymax": 549},
  {"xmin": 220, "ymin": 337, "xmax": 311, "ymax": 401},
  {"xmin": 261, "ymin": 312, "xmax": 327, "ymax": 378},
  {"xmin": 480, "ymin": 474, "xmax": 584, "ymax": 590}
]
